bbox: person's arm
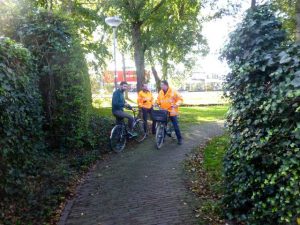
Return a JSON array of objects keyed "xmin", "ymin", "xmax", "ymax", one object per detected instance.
[
  {"xmin": 174, "ymin": 91, "xmax": 183, "ymax": 107},
  {"xmin": 112, "ymin": 91, "xmax": 118, "ymax": 108}
]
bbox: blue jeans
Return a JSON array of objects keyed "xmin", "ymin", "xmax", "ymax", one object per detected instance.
[
  {"xmin": 169, "ymin": 116, "xmax": 182, "ymax": 141},
  {"xmin": 113, "ymin": 110, "xmax": 134, "ymax": 130}
]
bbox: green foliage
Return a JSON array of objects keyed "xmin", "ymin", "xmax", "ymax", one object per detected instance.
[
  {"xmin": 270, "ymin": 0, "xmax": 296, "ymax": 40},
  {"xmin": 16, "ymin": 10, "xmax": 93, "ymax": 150},
  {"xmin": 0, "ymin": 8, "xmax": 115, "ymax": 225},
  {"xmin": 88, "ymin": 108, "xmax": 114, "ymax": 153},
  {"xmin": 0, "ymin": 37, "xmax": 44, "ymax": 194},
  {"xmin": 222, "ymin": 5, "xmax": 300, "ymax": 224},
  {"xmin": 0, "ymin": 37, "xmax": 45, "ymax": 222},
  {"xmin": 144, "ymin": 0, "xmax": 207, "ymax": 79}
]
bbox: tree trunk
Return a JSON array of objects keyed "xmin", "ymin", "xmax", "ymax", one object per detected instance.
[
  {"xmin": 151, "ymin": 66, "xmax": 161, "ymax": 92},
  {"xmin": 148, "ymin": 50, "xmax": 161, "ymax": 92},
  {"xmin": 296, "ymin": 0, "xmax": 300, "ymax": 42},
  {"xmin": 132, "ymin": 22, "xmax": 145, "ymax": 92},
  {"xmin": 251, "ymin": 0, "xmax": 256, "ymax": 8},
  {"xmin": 122, "ymin": 52, "xmax": 129, "ymax": 99}
]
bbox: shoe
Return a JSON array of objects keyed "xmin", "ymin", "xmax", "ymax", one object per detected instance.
[
  {"xmin": 128, "ymin": 131, "xmax": 138, "ymax": 137},
  {"xmin": 178, "ymin": 139, "xmax": 183, "ymax": 145},
  {"xmin": 166, "ymin": 131, "xmax": 172, "ymax": 137}
]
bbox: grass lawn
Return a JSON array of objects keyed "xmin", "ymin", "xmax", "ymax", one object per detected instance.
[
  {"xmin": 179, "ymin": 105, "xmax": 228, "ymax": 124},
  {"xmin": 94, "ymin": 107, "xmax": 113, "ymax": 118},
  {"xmin": 185, "ymin": 134, "xmax": 229, "ymax": 224},
  {"xmin": 92, "ymin": 91, "xmax": 228, "ymax": 107},
  {"xmin": 94, "ymin": 105, "xmax": 229, "ymax": 124}
]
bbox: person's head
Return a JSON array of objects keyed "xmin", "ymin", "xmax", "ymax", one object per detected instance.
[
  {"xmin": 142, "ymin": 83, "xmax": 149, "ymax": 91},
  {"xmin": 119, "ymin": 81, "xmax": 128, "ymax": 92},
  {"xmin": 161, "ymin": 80, "xmax": 169, "ymax": 91}
]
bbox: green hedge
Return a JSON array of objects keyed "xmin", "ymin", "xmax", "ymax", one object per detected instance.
[
  {"xmin": 0, "ymin": 37, "xmax": 45, "ymax": 217},
  {"xmin": 222, "ymin": 5, "xmax": 300, "ymax": 224},
  {"xmin": 0, "ymin": 11, "xmax": 115, "ymax": 224},
  {"xmin": 17, "ymin": 11, "xmax": 92, "ymax": 150}
]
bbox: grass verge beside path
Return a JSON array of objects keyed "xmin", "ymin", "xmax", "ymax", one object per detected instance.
[{"xmin": 185, "ymin": 134, "xmax": 229, "ymax": 224}]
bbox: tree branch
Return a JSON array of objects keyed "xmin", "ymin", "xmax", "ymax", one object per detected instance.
[{"xmin": 142, "ymin": 0, "xmax": 167, "ymax": 23}]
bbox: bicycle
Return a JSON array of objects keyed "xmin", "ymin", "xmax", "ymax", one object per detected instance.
[
  {"xmin": 152, "ymin": 108, "xmax": 176, "ymax": 149},
  {"xmin": 110, "ymin": 108, "xmax": 146, "ymax": 153}
]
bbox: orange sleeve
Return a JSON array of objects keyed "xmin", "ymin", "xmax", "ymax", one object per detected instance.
[
  {"xmin": 137, "ymin": 91, "xmax": 143, "ymax": 107},
  {"xmin": 174, "ymin": 91, "xmax": 183, "ymax": 106}
]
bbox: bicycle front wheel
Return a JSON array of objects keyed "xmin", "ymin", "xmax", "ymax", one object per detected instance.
[
  {"xmin": 110, "ymin": 125, "xmax": 126, "ymax": 153},
  {"xmin": 155, "ymin": 123, "xmax": 165, "ymax": 149},
  {"xmin": 133, "ymin": 119, "xmax": 146, "ymax": 142},
  {"xmin": 166, "ymin": 121, "xmax": 176, "ymax": 139}
]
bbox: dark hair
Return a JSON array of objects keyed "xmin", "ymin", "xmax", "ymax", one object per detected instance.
[
  {"xmin": 120, "ymin": 81, "xmax": 128, "ymax": 86},
  {"xmin": 161, "ymin": 80, "xmax": 169, "ymax": 86}
]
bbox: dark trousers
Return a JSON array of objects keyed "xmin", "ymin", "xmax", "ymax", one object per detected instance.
[
  {"xmin": 169, "ymin": 116, "xmax": 182, "ymax": 141},
  {"xmin": 113, "ymin": 110, "xmax": 134, "ymax": 130},
  {"xmin": 141, "ymin": 107, "xmax": 156, "ymax": 134}
]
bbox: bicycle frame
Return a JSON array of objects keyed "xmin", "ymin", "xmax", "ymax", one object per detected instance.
[
  {"xmin": 114, "ymin": 108, "xmax": 138, "ymax": 131},
  {"xmin": 155, "ymin": 112, "xmax": 175, "ymax": 149},
  {"xmin": 110, "ymin": 108, "xmax": 146, "ymax": 153}
]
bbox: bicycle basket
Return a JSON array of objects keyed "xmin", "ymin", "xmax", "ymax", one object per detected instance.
[{"xmin": 152, "ymin": 109, "xmax": 168, "ymax": 122}]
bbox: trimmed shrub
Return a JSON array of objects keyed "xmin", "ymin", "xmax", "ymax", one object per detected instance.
[
  {"xmin": 88, "ymin": 108, "xmax": 114, "ymax": 152},
  {"xmin": 222, "ymin": 5, "xmax": 300, "ymax": 224},
  {"xmin": 16, "ymin": 11, "xmax": 92, "ymax": 150},
  {"xmin": 0, "ymin": 37, "xmax": 45, "ymax": 220}
]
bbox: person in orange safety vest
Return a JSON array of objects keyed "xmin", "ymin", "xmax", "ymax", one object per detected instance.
[
  {"xmin": 137, "ymin": 83, "xmax": 156, "ymax": 134},
  {"xmin": 156, "ymin": 80, "xmax": 183, "ymax": 145}
]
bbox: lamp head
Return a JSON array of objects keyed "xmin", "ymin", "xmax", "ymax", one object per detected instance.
[{"xmin": 105, "ymin": 16, "xmax": 122, "ymax": 28}]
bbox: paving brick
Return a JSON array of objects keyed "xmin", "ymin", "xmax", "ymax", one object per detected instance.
[{"xmin": 60, "ymin": 123, "xmax": 224, "ymax": 225}]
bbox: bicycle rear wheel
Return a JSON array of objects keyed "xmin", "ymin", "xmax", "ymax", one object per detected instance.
[
  {"xmin": 110, "ymin": 125, "xmax": 126, "ymax": 153},
  {"xmin": 133, "ymin": 119, "xmax": 146, "ymax": 142},
  {"xmin": 155, "ymin": 123, "xmax": 165, "ymax": 149}
]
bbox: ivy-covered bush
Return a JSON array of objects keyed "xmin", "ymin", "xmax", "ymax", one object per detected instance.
[
  {"xmin": 0, "ymin": 10, "xmax": 115, "ymax": 225},
  {"xmin": 0, "ymin": 37, "xmax": 45, "ymax": 219},
  {"xmin": 88, "ymin": 108, "xmax": 114, "ymax": 152},
  {"xmin": 222, "ymin": 5, "xmax": 300, "ymax": 224},
  {"xmin": 16, "ymin": 11, "xmax": 92, "ymax": 150}
]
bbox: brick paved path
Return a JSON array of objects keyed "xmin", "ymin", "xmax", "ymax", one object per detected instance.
[{"xmin": 59, "ymin": 122, "xmax": 224, "ymax": 225}]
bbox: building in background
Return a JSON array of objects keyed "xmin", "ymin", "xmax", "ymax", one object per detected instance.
[
  {"xmin": 103, "ymin": 68, "xmax": 151, "ymax": 91},
  {"xmin": 180, "ymin": 71, "xmax": 224, "ymax": 92}
]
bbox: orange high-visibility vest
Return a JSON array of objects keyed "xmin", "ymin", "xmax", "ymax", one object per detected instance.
[
  {"xmin": 157, "ymin": 87, "xmax": 183, "ymax": 116},
  {"xmin": 137, "ymin": 90, "xmax": 154, "ymax": 109}
]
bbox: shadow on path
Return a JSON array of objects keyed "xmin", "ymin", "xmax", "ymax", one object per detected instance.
[{"xmin": 59, "ymin": 122, "xmax": 224, "ymax": 225}]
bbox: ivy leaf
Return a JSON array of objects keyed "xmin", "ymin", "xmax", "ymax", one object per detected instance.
[
  {"xmin": 279, "ymin": 51, "xmax": 292, "ymax": 64},
  {"xmin": 291, "ymin": 71, "xmax": 300, "ymax": 87}
]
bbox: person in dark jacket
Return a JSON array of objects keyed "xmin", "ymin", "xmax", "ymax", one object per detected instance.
[{"xmin": 112, "ymin": 81, "xmax": 136, "ymax": 136}]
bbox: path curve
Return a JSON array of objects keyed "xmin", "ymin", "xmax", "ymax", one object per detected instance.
[{"xmin": 59, "ymin": 122, "xmax": 224, "ymax": 225}]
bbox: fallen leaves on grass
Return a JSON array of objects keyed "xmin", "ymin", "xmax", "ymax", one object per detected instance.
[{"xmin": 185, "ymin": 146, "xmax": 225, "ymax": 225}]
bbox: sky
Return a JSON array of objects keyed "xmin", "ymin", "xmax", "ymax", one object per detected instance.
[
  {"xmin": 105, "ymin": 0, "xmax": 250, "ymax": 79},
  {"xmin": 196, "ymin": 0, "xmax": 249, "ymax": 75}
]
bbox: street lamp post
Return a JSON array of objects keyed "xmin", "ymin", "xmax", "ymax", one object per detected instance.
[{"xmin": 105, "ymin": 16, "xmax": 122, "ymax": 90}]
